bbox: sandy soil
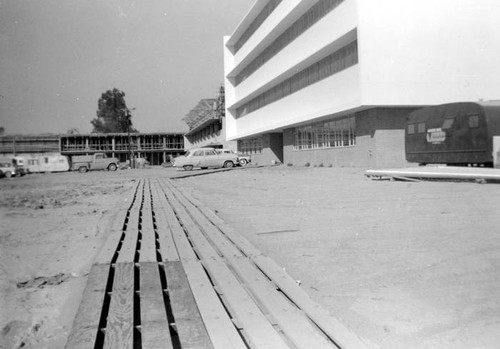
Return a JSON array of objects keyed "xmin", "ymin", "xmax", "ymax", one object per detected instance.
[
  {"xmin": 175, "ymin": 166, "xmax": 500, "ymax": 349},
  {"xmin": 0, "ymin": 171, "xmax": 138, "ymax": 349},
  {"xmin": 1, "ymin": 166, "xmax": 499, "ymax": 349}
]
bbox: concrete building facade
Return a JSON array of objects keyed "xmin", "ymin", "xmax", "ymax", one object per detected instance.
[{"xmin": 223, "ymin": 0, "xmax": 500, "ymax": 167}]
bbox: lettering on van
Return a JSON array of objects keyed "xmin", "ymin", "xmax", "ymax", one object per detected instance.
[{"xmin": 426, "ymin": 128, "xmax": 446, "ymax": 144}]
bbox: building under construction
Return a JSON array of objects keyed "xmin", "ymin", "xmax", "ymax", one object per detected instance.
[{"xmin": 0, "ymin": 132, "xmax": 185, "ymax": 166}]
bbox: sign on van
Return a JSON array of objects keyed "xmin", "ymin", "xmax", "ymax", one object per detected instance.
[{"xmin": 426, "ymin": 128, "xmax": 446, "ymax": 144}]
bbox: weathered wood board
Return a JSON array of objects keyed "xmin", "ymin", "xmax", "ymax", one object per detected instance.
[{"xmin": 103, "ymin": 263, "xmax": 135, "ymax": 349}]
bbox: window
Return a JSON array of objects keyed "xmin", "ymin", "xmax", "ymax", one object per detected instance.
[
  {"xmin": 193, "ymin": 150, "xmax": 204, "ymax": 156},
  {"xmin": 234, "ymin": 0, "xmax": 345, "ymax": 85},
  {"xmin": 442, "ymin": 118, "xmax": 454, "ymax": 129},
  {"xmin": 408, "ymin": 124, "xmax": 415, "ymax": 134},
  {"xmin": 468, "ymin": 115, "xmax": 479, "ymax": 128},
  {"xmin": 417, "ymin": 123, "xmax": 426, "ymax": 133},
  {"xmin": 238, "ymin": 137, "xmax": 263, "ymax": 154},
  {"xmin": 233, "ymin": 0, "xmax": 283, "ymax": 53},
  {"xmin": 293, "ymin": 115, "xmax": 355, "ymax": 150},
  {"xmin": 235, "ymin": 41, "xmax": 358, "ymax": 118}
]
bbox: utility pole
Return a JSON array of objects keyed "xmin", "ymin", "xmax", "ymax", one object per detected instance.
[{"xmin": 126, "ymin": 109, "xmax": 134, "ymax": 169}]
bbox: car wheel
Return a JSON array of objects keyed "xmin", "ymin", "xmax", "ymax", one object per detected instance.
[
  {"xmin": 78, "ymin": 166, "xmax": 88, "ymax": 173},
  {"xmin": 5, "ymin": 171, "xmax": 12, "ymax": 178},
  {"xmin": 239, "ymin": 159, "xmax": 248, "ymax": 166},
  {"xmin": 223, "ymin": 161, "xmax": 234, "ymax": 169},
  {"xmin": 183, "ymin": 165, "xmax": 193, "ymax": 171},
  {"xmin": 108, "ymin": 163, "xmax": 117, "ymax": 171}
]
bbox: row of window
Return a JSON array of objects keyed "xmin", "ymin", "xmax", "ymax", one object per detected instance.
[
  {"xmin": 238, "ymin": 137, "xmax": 263, "ymax": 155},
  {"xmin": 27, "ymin": 157, "xmax": 66, "ymax": 165},
  {"xmin": 235, "ymin": 0, "xmax": 345, "ymax": 86},
  {"xmin": 407, "ymin": 115, "xmax": 480, "ymax": 134},
  {"xmin": 186, "ymin": 122, "xmax": 222, "ymax": 144},
  {"xmin": 235, "ymin": 40, "xmax": 358, "ymax": 118},
  {"xmin": 233, "ymin": 0, "xmax": 283, "ymax": 53},
  {"xmin": 61, "ymin": 142, "xmax": 183, "ymax": 151},
  {"xmin": 294, "ymin": 116, "xmax": 355, "ymax": 150},
  {"xmin": 0, "ymin": 139, "xmax": 60, "ymax": 152}
]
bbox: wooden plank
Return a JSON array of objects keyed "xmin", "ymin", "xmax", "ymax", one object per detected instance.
[
  {"xmin": 117, "ymin": 184, "xmax": 143, "ymax": 263},
  {"xmin": 156, "ymin": 183, "xmax": 198, "ymax": 262},
  {"xmin": 140, "ymin": 184, "xmax": 158, "ymax": 263},
  {"xmin": 200, "ymin": 257, "xmax": 290, "ymax": 349},
  {"xmin": 155, "ymin": 182, "xmax": 247, "ymax": 348},
  {"xmin": 165, "ymin": 180, "xmax": 262, "ymax": 258},
  {"xmin": 365, "ymin": 166, "xmax": 500, "ymax": 180},
  {"xmin": 155, "ymin": 182, "xmax": 249, "ymax": 349},
  {"xmin": 139, "ymin": 262, "xmax": 168, "ymax": 323},
  {"xmin": 65, "ymin": 264, "xmax": 110, "ymax": 348},
  {"xmin": 151, "ymin": 181, "xmax": 179, "ymax": 262},
  {"xmin": 181, "ymin": 259, "xmax": 248, "ymax": 349},
  {"xmin": 168, "ymin": 180, "xmax": 371, "ymax": 349},
  {"xmin": 164, "ymin": 261, "xmax": 213, "ymax": 349},
  {"xmin": 230, "ymin": 257, "xmax": 334, "ymax": 348},
  {"xmin": 168, "ymin": 188, "xmax": 335, "ymax": 348},
  {"xmin": 160, "ymin": 183, "xmax": 290, "ymax": 349},
  {"xmin": 103, "ymin": 263, "xmax": 135, "ymax": 349},
  {"xmin": 94, "ymin": 184, "xmax": 137, "ymax": 264},
  {"xmin": 253, "ymin": 255, "xmax": 372, "ymax": 348},
  {"xmin": 141, "ymin": 321, "xmax": 172, "ymax": 349},
  {"xmin": 64, "ymin": 326, "xmax": 100, "ymax": 349},
  {"xmin": 139, "ymin": 262, "xmax": 173, "ymax": 349}
]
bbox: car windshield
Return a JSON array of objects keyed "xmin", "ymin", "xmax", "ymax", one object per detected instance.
[{"xmin": 184, "ymin": 151, "xmax": 190, "ymax": 157}]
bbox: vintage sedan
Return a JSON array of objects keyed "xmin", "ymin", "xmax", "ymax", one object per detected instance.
[
  {"xmin": 215, "ymin": 149, "xmax": 251, "ymax": 166},
  {"xmin": 173, "ymin": 148, "xmax": 239, "ymax": 171}
]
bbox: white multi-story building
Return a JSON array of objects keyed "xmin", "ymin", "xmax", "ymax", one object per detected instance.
[{"xmin": 223, "ymin": 0, "xmax": 500, "ymax": 167}]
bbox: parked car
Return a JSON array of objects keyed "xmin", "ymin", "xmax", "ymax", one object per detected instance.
[
  {"xmin": 173, "ymin": 148, "xmax": 238, "ymax": 171},
  {"xmin": 215, "ymin": 149, "xmax": 251, "ymax": 166},
  {"xmin": 71, "ymin": 153, "xmax": 119, "ymax": 173},
  {"xmin": 0, "ymin": 162, "xmax": 16, "ymax": 178}
]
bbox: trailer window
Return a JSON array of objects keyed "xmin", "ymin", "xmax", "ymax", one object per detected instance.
[
  {"xmin": 468, "ymin": 115, "xmax": 479, "ymax": 128},
  {"xmin": 407, "ymin": 124, "xmax": 415, "ymax": 134},
  {"xmin": 442, "ymin": 118, "xmax": 454, "ymax": 129},
  {"xmin": 417, "ymin": 122, "xmax": 426, "ymax": 133}
]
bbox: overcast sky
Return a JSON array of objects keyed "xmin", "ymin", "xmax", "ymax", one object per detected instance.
[{"xmin": 0, "ymin": 0, "xmax": 252, "ymax": 135}]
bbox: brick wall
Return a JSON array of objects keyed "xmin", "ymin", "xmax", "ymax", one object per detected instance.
[
  {"xmin": 282, "ymin": 107, "xmax": 419, "ymax": 168},
  {"xmin": 245, "ymin": 133, "xmax": 284, "ymax": 165}
]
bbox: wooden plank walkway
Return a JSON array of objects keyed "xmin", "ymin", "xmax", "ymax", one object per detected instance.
[
  {"xmin": 66, "ymin": 177, "xmax": 369, "ymax": 349},
  {"xmin": 365, "ymin": 166, "xmax": 500, "ymax": 181}
]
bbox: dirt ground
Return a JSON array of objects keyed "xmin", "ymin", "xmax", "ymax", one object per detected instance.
[{"xmin": 1, "ymin": 166, "xmax": 499, "ymax": 349}]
